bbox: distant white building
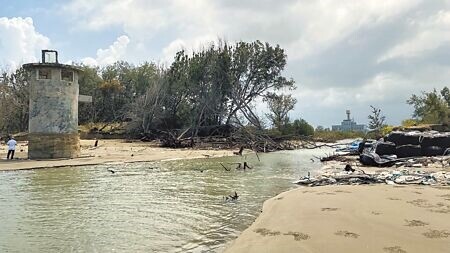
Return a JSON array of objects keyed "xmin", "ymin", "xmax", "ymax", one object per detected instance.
[{"xmin": 332, "ymin": 110, "xmax": 366, "ymax": 132}]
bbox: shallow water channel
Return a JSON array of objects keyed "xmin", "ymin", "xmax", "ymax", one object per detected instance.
[{"xmin": 0, "ymin": 148, "xmax": 331, "ymax": 253}]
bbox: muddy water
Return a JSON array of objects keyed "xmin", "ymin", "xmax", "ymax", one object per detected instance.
[{"xmin": 0, "ymin": 148, "xmax": 330, "ymax": 252}]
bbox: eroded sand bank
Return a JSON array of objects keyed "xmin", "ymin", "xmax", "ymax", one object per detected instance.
[
  {"xmin": 0, "ymin": 139, "xmax": 234, "ymax": 170},
  {"xmin": 224, "ymin": 184, "xmax": 450, "ymax": 253}
]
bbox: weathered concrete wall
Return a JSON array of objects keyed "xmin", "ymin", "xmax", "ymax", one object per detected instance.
[
  {"xmin": 29, "ymin": 68, "xmax": 79, "ymax": 133},
  {"xmin": 27, "ymin": 66, "xmax": 80, "ymax": 159},
  {"xmin": 28, "ymin": 133, "xmax": 80, "ymax": 159}
]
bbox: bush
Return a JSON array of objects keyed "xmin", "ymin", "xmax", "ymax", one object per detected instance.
[
  {"xmin": 288, "ymin": 119, "xmax": 314, "ymax": 136},
  {"xmin": 314, "ymin": 130, "xmax": 365, "ymax": 142},
  {"xmin": 381, "ymin": 125, "xmax": 394, "ymax": 136},
  {"xmin": 401, "ymin": 119, "xmax": 419, "ymax": 127}
]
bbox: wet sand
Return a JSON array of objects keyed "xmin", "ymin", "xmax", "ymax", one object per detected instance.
[
  {"xmin": 0, "ymin": 139, "xmax": 234, "ymax": 171},
  {"xmin": 224, "ymin": 184, "xmax": 450, "ymax": 253}
]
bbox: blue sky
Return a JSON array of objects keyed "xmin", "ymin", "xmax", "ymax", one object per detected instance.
[{"xmin": 1, "ymin": 0, "xmax": 450, "ymax": 128}]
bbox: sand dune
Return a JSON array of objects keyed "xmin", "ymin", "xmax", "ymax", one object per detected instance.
[{"xmin": 224, "ymin": 185, "xmax": 450, "ymax": 253}]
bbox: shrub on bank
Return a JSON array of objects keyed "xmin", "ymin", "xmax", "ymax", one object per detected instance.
[{"xmin": 313, "ymin": 130, "xmax": 365, "ymax": 142}]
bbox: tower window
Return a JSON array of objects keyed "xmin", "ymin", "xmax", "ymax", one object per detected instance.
[
  {"xmin": 38, "ymin": 69, "xmax": 51, "ymax": 80},
  {"xmin": 61, "ymin": 69, "xmax": 74, "ymax": 82}
]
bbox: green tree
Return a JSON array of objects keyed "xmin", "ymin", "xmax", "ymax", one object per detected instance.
[
  {"xmin": 164, "ymin": 45, "xmax": 231, "ymax": 131},
  {"xmin": 440, "ymin": 87, "xmax": 450, "ymax": 106},
  {"xmin": 407, "ymin": 87, "xmax": 449, "ymax": 124},
  {"xmin": 128, "ymin": 68, "xmax": 166, "ymax": 133},
  {"xmin": 288, "ymin": 119, "xmax": 314, "ymax": 136},
  {"xmin": 226, "ymin": 41, "xmax": 295, "ymax": 128},
  {"xmin": 264, "ymin": 92, "xmax": 297, "ymax": 132},
  {"xmin": 163, "ymin": 40, "xmax": 294, "ymax": 133},
  {"xmin": 77, "ymin": 65, "xmax": 102, "ymax": 123},
  {"xmin": 368, "ymin": 105, "xmax": 386, "ymax": 131},
  {"xmin": 0, "ymin": 67, "xmax": 30, "ymax": 133}
]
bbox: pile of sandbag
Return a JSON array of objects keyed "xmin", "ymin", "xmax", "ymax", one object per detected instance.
[
  {"xmin": 360, "ymin": 131, "xmax": 450, "ymax": 166},
  {"xmin": 375, "ymin": 131, "xmax": 450, "ymax": 158}
]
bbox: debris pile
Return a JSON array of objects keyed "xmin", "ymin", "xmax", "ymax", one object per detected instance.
[
  {"xmin": 294, "ymin": 168, "xmax": 449, "ymax": 187},
  {"xmin": 294, "ymin": 172, "xmax": 381, "ymax": 186},
  {"xmin": 360, "ymin": 131, "xmax": 450, "ymax": 167}
]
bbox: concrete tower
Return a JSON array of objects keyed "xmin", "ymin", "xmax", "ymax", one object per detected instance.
[
  {"xmin": 23, "ymin": 50, "xmax": 82, "ymax": 159},
  {"xmin": 346, "ymin": 110, "xmax": 351, "ymax": 121}
]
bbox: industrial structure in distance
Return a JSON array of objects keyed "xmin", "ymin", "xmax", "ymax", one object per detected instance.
[{"xmin": 332, "ymin": 110, "xmax": 367, "ymax": 132}]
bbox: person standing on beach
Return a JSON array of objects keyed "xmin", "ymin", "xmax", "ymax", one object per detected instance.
[{"xmin": 6, "ymin": 137, "xmax": 17, "ymax": 160}]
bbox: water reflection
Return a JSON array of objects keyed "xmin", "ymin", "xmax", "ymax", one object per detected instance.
[{"xmin": 0, "ymin": 148, "xmax": 330, "ymax": 252}]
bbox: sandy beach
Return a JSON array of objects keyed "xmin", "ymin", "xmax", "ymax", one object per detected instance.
[
  {"xmin": 0, "ymin": 139, "xmax": 234, "ymax": 171},
  {"xmin": 224, "ymin": 184, "xmax": 450, "ymax": 253}
]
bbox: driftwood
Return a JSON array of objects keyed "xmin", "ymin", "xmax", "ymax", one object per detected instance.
[
  {"xmin": 295, "ymin": 174, "xmax": 382, "ymax": 187},
  {"xmin": 142, "ymin": 122, "xmax": 343, "ymax": 153},
  {"xmin": 236, "ymin": 162, "xmax": 252, "ymax": 170},
  {"xmin": 220, "ymin": 163, "xmax": 231, "ymax": 171},
  {"xmin": 224, "ymin": 191, "xmax": 239, "ymax": 201},
  {"xmin": 220, "ymin": 162, "xmax": 253, "ymax": 171},
  {"xmin": 318, "ymin": 153, "xmax": 357, "ymax": 163}
]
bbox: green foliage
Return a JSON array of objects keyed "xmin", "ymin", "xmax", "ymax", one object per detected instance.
[
  {"xmin": 288, "ymin": 119, "xmax": 314, "ymax": 136},
  {"xmin": 264, "ymin": 93, "xmax": 297, "ymax": 131},
  {"xmin": 0, "ymin": 67, "xmax": 30, "ymax": 133},
  {"xmin": 401, "ymin": 118, "xmax": 419, "ymax": 127},
  {"xmin": 226, "ymin": 41, "xmax": 295, "ymax": 128},
  {"xmin": 266, "ymin": 118, "xmax": 314, "ymax": 138},
  {"xmin": 315, "ymin": 125, "xmax": 325, "ymax": 131},
  {"xmin": 381, "ymin": 125, "xmax": 394, "ymax": 136},
  {"xmin": 78, "ymin": 62, "xmax": 161, "ymax": 125},
  {"xmin": 314, "ymin": 130, "xmax": 365, "ymax": 142},
  {"xmin": 367, "ymin": 105, "xmax": 386, "ymax": 139},
  {"xmin": 368, "ymin": 105, "xmax": 386, "ymax": 131},
  {"xmin": 407, "ymin": 87, "xmax": 450, "ymax": 124},
  {"xmin": 441, "ymin": 87, "xmax": 450, "ymax": 106},
  {"xmin": 163, "ymin": 40, "xmax": 294, "ymax": 131}
]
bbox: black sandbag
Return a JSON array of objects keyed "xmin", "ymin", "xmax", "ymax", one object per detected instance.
[
  {"xmin": 375, "ymin": 141, "xmax": 396, "ymax": 156},
  {"xmin": 358, "ymin": 141, "xmax": 374, "ymax": 154},
  {"xmin": 421, "ymin": 136, "xmax": 450, "ymax": 149},
  {"xmin": 360, "ymin": 153, "xmax": 377, "ymax": 166},
  {"xmin": 396, "ymin": 145, "xmax": 422, "ymax": 158},
  {"xmin": 386, "ymin": 132, "xmax": 421, "ymax": 146},
  {"xmin": 358, "ymin": 142, "xmax": 365, "ymax": 154},
  {"xmin": 421, "ymin": 145, "xmax": 444, "ymax": 156},
  {"xmin": 359, "ymin": 153, "xmax": 396, "ymax": 167}
]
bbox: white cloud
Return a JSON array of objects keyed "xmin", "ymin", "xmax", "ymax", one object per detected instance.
[
  {"xmin": 279, "ymin": 0, "xmax": 423, "ymax": 60},
  {"xmin": 82, "ymin": 35, "xmax": 130, "ymax": 66},
  {"xmin": 379, "ymin": 10, "xmax": 450, "ymax": 62},
  {"xmin": 0, "ymin": 17, "xmax": 50, "ymax": 69},
  {"xmin": 295, "ymin": 73, "xmax": 417, "ymax": 113},
  {"xmin": 64, "ymin": 0, "xmax": 423, "ymax": 62},
  {"xmin": 161, "ymin": 35, "xmax": 220, "ymax": 64},
  {"xmin": 161, "ymin": 39, "xmax": 186, "ymax": 63}
]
